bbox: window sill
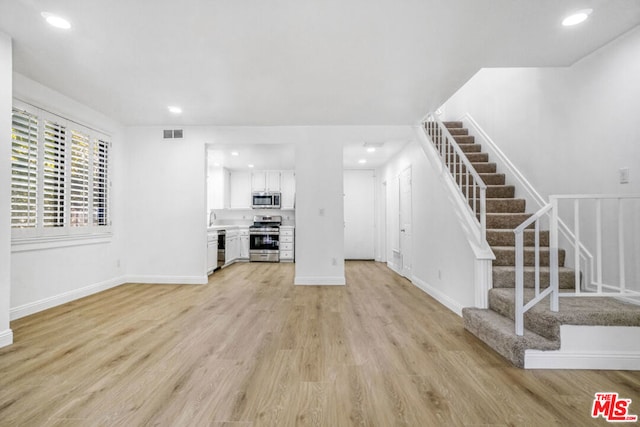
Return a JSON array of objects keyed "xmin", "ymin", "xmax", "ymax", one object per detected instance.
[{"xmin": 11, "ymin": 232, "xmax": 113, "ymax": 253}]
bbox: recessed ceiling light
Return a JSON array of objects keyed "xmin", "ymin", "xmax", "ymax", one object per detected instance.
[
  {"xmin": 358, "ymin": 159, "xmax": 367, "ymax": 164},
  {"xmin": 41, "ymin": 12, "xmax": 71, "ymax": 29},
  {"xmin": 168, "ymin": 106, "xmax": 182, "ymax": 114},
  {"xmin": 248, "ymin": 164, "xmax": 254, "ymax": 168},
  {"xmin": 231, "ymin": 151, "xmax": 239, "ymax": 156},
  {"xmin": 562, "ymin": 9, "xmax": 593, "ymax": 26},
  {"xmin": 366, "ymin": 147, "xmax": 376, "ymax": 153},
  {"xmin": 213, "ymin": 162, "xmax": 220, "ymax": 167}
]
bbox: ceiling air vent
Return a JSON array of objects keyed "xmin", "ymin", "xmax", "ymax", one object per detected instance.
[{"xmin": 163, "ymin": 129, "xmax": 184, "ymax": 139}]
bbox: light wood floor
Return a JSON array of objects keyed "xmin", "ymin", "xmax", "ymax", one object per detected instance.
[{"xmin": 1, "ymin": 261, "xmax": 638, "ymax": 426}]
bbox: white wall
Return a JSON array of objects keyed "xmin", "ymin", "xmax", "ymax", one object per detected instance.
[
  {"xmin": 0, "ymin": 32, "xmax": 13, "ymax": 346},
  {"xmin": 380, "ymin": 138, "xmax": 477, "ymax": 314},
  {"xmin": 442, "ymin": 25, "xmax": 640, "ymax": 291},
  {"xmin": 295, "ymin": 136, "xmax": 345, "ymax": 284},
  {"xmin": 344, "ymin": 170, "xmax": 375, "ymax": 260},
  {"xmin": 9, "ymin": 74, "xmax": 126, "ymax": 319}
]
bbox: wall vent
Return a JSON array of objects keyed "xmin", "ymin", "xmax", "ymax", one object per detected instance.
[{"xmin": 163, "ymin": 129, "xmax": 184, "ymax": 139}]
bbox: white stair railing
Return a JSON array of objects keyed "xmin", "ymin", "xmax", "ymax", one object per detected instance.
[
  {"xmin": 551, "ymin": 194, "xmax": 640, "ymax": 299},
  {"xmin": 424, "ymin": 115, "xmax": 487, "ymax": 243},
  {"xmin": 514, "ymin": 194, "xmax": 640, "ymax": 335},
  {"xmin": 514, "ymin": 204, "xmax": 558, "ymax": 336}
]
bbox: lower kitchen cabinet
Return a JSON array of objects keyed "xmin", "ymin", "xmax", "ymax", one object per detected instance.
[
  {"xmin": 280, "ymin": 226, "xmax": 294, "ymax": 262},
  {"xmin": 239, "ymin": 228, "xmax": 250, "ymax": 260},
  {"xmin": 225, "ymin": 230, "xmax": 240, "ymax": 264}
]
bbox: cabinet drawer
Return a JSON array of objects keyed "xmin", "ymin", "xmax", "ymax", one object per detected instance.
[
  {"xmin": 280, "ymin": 229, "xmax": 294, "ymax": 237},
  {"xmin": 280, "ymin": 242, "xmax": 294, "ymax": 251},
  {"xmin": 280, "ymin": 235, "xmax": 293, "ymax": 243},
  {"xmin": 280, "ymin": 250, "xmax": 294, "ymax": 260}
]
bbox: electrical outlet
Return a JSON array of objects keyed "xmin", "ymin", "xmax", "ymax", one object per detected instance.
[{"xmin": 619, "ymin": 167, "xmax": 630, "ymax": 184}]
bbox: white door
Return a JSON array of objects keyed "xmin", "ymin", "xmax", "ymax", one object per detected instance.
[
  {"xmin": 399, "ymin": 167, "xmax": 412, "ymax": 278},
  {"xmin": 344, "ymin": 170, "xmax": 375, "ymax": 259}
]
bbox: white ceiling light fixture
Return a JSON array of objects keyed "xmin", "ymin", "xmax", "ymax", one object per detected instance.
[
  {"xmin": 248, "ymin": 164, "xmax": 254, "ymax": 168},
  {"xmin": 366, "ymin": 147, "xmax": 376, "ymax": 153},
  {"xmin": 231, "ymin": 151, "xmax": 239, "ymax": 156},
  {"xmin": 168, "ymin": 106, "xmax": 182, "ymax": 114},
  {"xmin": 562, "ymin": 9, "xmax": 593, "ymax": 26},
  {"xmin": 358, "ymin": 159, "xmax": 367, "ymax": 164},
  {"xmin": 41, "ymin": 12, "xmax": 71, "ymax": 30}
]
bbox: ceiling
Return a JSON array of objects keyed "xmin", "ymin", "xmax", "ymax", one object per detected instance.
[{"xmin": 2, "ymin": 1, "xmax": 640, "ymax": 127}]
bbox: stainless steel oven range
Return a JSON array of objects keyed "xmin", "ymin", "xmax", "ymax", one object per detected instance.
[{"xmin": 249, "ymin": 215, "xmax": 281, "ymax": 262}]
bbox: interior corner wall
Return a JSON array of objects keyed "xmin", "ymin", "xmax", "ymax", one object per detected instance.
[
  {"xmin": 294, "ymin": 133, "xmax": 345, "ymax": 285},
  {"xmin": 442, "ymin": 25, "xmax": 640, "ymax": 198},
  {"xmin": 9, "ymin": 74, "xmax": 126, "ymax": 320},
  {"xmin": 0, "ymin": 32, "xmax": 13, "ymax": 346}
]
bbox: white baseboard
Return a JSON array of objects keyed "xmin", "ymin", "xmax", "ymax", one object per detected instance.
[
  {"xmin": 125, "ymin": 275, "xmax": 208, "ymax": 285},
  {"xmin": 294, "ymin": 276, "xmax": 346, "ymax": 285},
  {"xmin": 10, "ymin": 276, "xmax": 126, "ymax": 320},
  {"xmin": 525, "ymin": 325, "xmax": 640, "ymax": 370},
  {"xmin": 411, "ymin": 276, "xmax": 464, "ymax": 317},
  {"xmin": 0, "ymin": 328, "xmax": 13, "ymax": 348},
  {"xmin": 525, "ymin": 351, "xmax": 640, "ymax": 370},
  {"xmin": 387, "ymin": 262, "xmax": 402, "ymax": 276}
]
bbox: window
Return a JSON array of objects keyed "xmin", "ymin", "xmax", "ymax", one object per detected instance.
[{"xmin": 10, "ymin": 102, "xmax": 111, "ymax": 239}]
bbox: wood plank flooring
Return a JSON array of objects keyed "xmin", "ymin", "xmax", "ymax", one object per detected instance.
[{"xmin": 1, "ymin": 261, "xmax": 638, "ymax": 426}]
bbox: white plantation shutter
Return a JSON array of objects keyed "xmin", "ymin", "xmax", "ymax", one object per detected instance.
[
  {"xmin": 93, "ymin": 139, "xmax": 109, "ymax": 226},
  {"xmin": 11, "ymin": 101, "xmax": 112, "ymax": 239},
  {"xmin": 11, "ymin": 109, "xmax": 39, "ymax": 228},
  {"xmin": 42, "ymin": 119, "xmax": 67, "ymax": 227},
  {"xmin": 70, "ymin": 129, "xmax": 91, "ymax": 227}
]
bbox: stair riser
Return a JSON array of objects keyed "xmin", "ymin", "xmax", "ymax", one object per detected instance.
[
  {"xmin": 450, "ymin": 163, "xmax": 498, "ymax": 174},
  {"xmin": 486, "ymin": 214, "xmax": 533, "ymax": 229},
  {"xmin": 488, "ymin": 292, "xmax": 560, "ymax": 341},
  {"xmin": 492, "ymin": 249, "xmax": 566, "ymax": 267},
  {"xmin": 492, "ymin": 268, "xmax": 575, "ymax": 289},
  {"xmin": 473, "ymin": 199, "xmax": 526, "ymax": 214},
  {"xmin": 487, "ymin": 230, "xmax": 549, "ymax": 246}
]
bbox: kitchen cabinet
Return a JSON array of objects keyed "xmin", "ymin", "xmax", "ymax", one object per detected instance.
[
  {"xmin": 207, "ymin": 231, "xmax": 218, "ymax": 274},
  {"xmin": 280, "ymin": 171, "xmax": 295, "ymax": 209},
  {"xmin": 230, "ymin": 171, "xmax": 252, "ymax": 208},
  {"xmin": 225, "ymin": 230, "xmax": 240, "ymax": 264},
  {"xmin": 239, "ymin": 228, "xmax": 250, "ymax": 260},
  {"xmin": 251, "ymin": 171, "xmax": 281, "ymax": 192},
  {"xmin": 280, "ymin": 226, "xmax": 295, "ymax": 262}
]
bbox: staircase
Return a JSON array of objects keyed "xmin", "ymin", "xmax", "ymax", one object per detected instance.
[{"xmin": 430, "ymin": 121, "xmax": 640, "ymax": 368}]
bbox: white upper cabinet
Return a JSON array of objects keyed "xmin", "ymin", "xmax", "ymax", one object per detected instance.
[
  {"xmin": 252, "ymin": 171, "xmax": 281, "ymax": 192},
  {"xmin": 280, "ymin": 171, "xmax": 295, "ymax": 209},
  {"xmin": 229, "ymin": 171, "xmax": 252, "ymax": 208}
]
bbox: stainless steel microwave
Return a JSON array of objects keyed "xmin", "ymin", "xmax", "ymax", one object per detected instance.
[{"xmin": 252, "ymin": 192, "xmax": 281, "ymax": 209}]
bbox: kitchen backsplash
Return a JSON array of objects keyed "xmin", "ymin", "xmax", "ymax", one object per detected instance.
[{"xmin": 210, "ymin": 208, "xmax": 295, "ymax": 226}]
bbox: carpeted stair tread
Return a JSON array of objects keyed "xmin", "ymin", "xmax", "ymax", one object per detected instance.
[
  {"xmin": 462, "ymin": 307, "xmax": 560, "ymax": 368},
  {"xmin": 486, "ymin": 213, "xmax": 533, "ymax": 229},
  {"xmin": 443, "ymin": 121, "xmax": 463, "ymax": 128},
  {"xmin": 470, "ymin": 162, "xmax": 497, "ymax": 173},
  {"xmin": 458, "ymin": 143, "xmax": 482, "ymax": 153},
  {"xmin": 454, "ymin": 135, "xmax": 475, "ymax": 144},
  {"xmin": 460, "ymin": 173, "xmax": 505, "ymax": 186},
  {"xmin": 448, "ymin": 128, "xmax": 468, "ymax": 135},
  {"xmin": 465, "ymin": 152, "xmax": 489, "ymax": 163},
  {"xmin": 491, "ymin": 246, "xmax": 566, "ymax": 267},
  {"xmin": 492, "ymin": 265, "xmax": 575, "ymax": 289},
  {"xmin": 488, "ymin": 288, "xmax": 640, "ymax": 341},
  {"xmin": 487, "ymin": 229, "xmax": 548, "ymax": 246}
]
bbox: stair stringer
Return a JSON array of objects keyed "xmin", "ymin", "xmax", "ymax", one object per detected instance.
[{"xmin": 414, "ymin": 125, "xmax": 494, "ymax": 309}]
